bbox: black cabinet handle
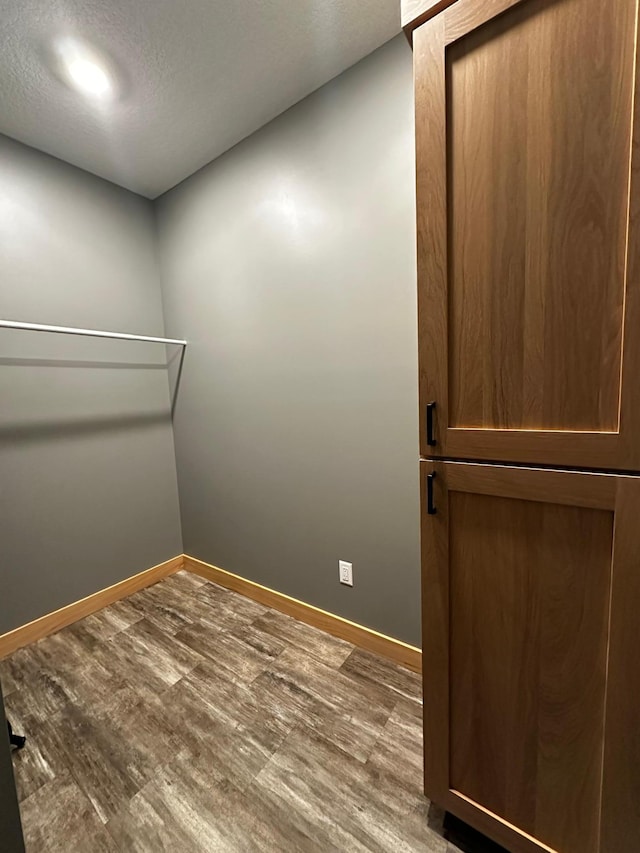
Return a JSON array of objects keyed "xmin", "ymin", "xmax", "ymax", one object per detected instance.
[
  {"xmin": 427, "ymin": 472, "xmax": 437, "ymax": 515},
  {"xmin": 426, "ymin": 401, "xmax": 437, "ymax": 447}
]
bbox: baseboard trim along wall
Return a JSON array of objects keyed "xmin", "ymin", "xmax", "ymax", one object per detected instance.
[
  {"xmin": 0, "ymin": 554, "xmax": 422, "ymax": 673},
  {"xmin": 183, "ymin": 555, "xmax": 422, "ymax": 673},
  {"xmin": 0, "ymin": 555, "xmax": 183, "ymax": 658}
]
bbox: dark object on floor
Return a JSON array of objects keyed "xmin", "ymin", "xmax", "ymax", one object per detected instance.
[
  {"xmin": 444, "ymin": 812, "xmax": 510, "ymax": 853},
  {"xmin": 6, "ymin": 722, "xmax": 25, "ymax": 751},
  {"xmin": 0, "ymin": 679, "xmax": 25, "ymax": 851}
]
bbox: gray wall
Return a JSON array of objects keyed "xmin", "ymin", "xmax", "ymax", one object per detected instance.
[
  {"xmin": 0, "ymin": 135, "xmax": 182, "ymax": 633},
  {"xmin": 157, "ymin": 36, "xmax": 420, "ymax": 645}
]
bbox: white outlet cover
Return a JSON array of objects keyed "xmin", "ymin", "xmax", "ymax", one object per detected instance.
[{"xmin": 339, "ymin": 560, "xmax": 353, "ymax": 587}]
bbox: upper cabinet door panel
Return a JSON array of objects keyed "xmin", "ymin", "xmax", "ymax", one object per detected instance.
[{"xmin": 415, "ymin": 0, "xmax": 640, "ymax": 469}]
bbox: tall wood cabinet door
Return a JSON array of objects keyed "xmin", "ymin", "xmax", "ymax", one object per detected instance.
[
  {"xmin": 415, "ymin": 0, "xmax": 640, "ymax": 470},
  {"xmin": 420, "ymin": 461, "xmax": 640, "ymax": 853}
]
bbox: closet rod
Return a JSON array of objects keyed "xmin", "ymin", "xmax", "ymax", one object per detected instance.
[{"xmin": 0, "ymin": 320, "xmax": 186, "ymax": 347}]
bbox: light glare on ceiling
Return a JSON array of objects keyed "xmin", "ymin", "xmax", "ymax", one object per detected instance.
[
  {"xmin": 67, "ymin": 57, "xmax": 111, "ymax": 97},
  {"xmin": 53, "ymin": 37, "xmax": 115, "ymax": 101}
]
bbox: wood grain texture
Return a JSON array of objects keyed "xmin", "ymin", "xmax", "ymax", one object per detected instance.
[
  {"xmin": 445, "ymin": 792, "xmax": 557, "ymax": 853},
  {"xmin": 1, "ymin": 573, "xmax": 436, "ymax": 853},
  {"xmin": 0, "ymin": 556, "xmax": 183, "ymax": 659},
  {"xmin": 415, "ymin": 15, "xmax": 449, "ymax": 455},
  {"xmin": 618, "ymin": 0, "xmax": 640, "ymax": 472},
  {"xmin": 445, "ymin": 462, "xmax": 618, "ymax": 509},
  {"xmin": 600, "ymin": 478, "xmax": 640, "ymax": 853},
  {"xmin": 447, "ymin": 0, "xmax": 633, "ymax": 433},
  {"xmin": 449, "ymin": 489, "xmax": 611, "ymax": 853},
  {"xmin": 402, "ymin": 0, "xmax": 458, "ymax": 39},
  {"xmin": 421, "ymin": 462, "xmax": 628, "ymax": 853},
  {"xmin": 0, "ymin": 553, "xmax": 420, "ymax": 675},
  {"xmin": 183, "ymin": 556, "xmax": 422, "ymax": 673},
  {"xmin": 420, "ymin": 462, "xmax": 450, "ymax": 800},
  {"xmin": 444, "ymin": 0, "xmax": 528, "ymax": 44},
  {"xmin": 441, "ymin": 428, "xmax": 621, "ymax": 472},
  {"xmin": 414, "ymin": 0, "xmax": 640, "ymax": 470}
]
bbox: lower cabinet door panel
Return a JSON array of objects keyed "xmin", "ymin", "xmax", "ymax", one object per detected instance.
[{"xmin": 420, "ymin": 461, "xmax": 640, "ymax": 853}]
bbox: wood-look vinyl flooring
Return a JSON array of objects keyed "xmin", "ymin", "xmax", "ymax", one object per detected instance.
[{"xmin": 0, "ymin": 571, "xmax": 461, "ymax": 852}]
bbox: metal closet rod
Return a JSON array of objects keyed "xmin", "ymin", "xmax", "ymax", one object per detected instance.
[{"xmin": 0, "ymin": 319, "xmax": 187, "ymax": 347}]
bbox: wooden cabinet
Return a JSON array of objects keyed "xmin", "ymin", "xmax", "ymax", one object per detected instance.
[
  {"xmin": 407, "ymin": 0, "xmax": 640, "ymax": 850},
  {"xmin": 420, "ymin": 461, "xmax": 640, "ymax": 853},
  {"xmin": 413, "ymin": 0, "xmax": 640, "ymax": 470}
]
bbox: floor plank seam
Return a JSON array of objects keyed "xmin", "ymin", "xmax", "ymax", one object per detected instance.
[{"xmin": 1, "ymin": 571, "xmax": 455, "ymax": 853}]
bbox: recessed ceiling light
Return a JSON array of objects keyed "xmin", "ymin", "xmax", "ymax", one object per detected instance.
[
  {"xmin": 67, "ymin": 56, "xmax": 111, "ymax": 97},
  {"xmin": 53, "ymin": 37, "xmax": 115, "ymax": 101}
]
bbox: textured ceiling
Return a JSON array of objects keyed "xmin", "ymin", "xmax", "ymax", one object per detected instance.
[{"xmin": 0, "ymin": 0, "xmax": 401, "ymax": 198}]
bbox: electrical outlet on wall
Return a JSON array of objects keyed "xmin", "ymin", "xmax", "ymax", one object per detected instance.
[{"xmin": 339, "ymin": 560, "xmax": 353, "ymax": 587}]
